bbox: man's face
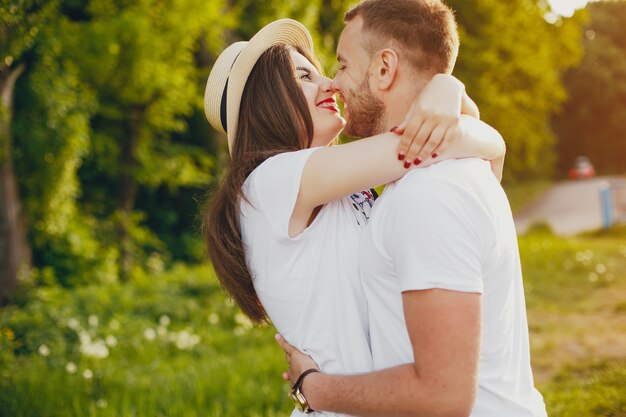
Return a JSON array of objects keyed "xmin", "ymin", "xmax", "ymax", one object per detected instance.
[{"xmin": 333, "ymin": 16, "xmax": 386, "ymax": 138}]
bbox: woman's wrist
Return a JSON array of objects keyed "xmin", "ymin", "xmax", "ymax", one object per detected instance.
[{"xmin": 461, "ymin": 91, "xmax": 480, "ymax": 119}]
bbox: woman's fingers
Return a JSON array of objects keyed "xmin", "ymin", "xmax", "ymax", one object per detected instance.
[
  {"xmin": 414, "ymin": 124, "xmax": 448, "ymax": 163},
  {"xmin": 396, "ymin": 113, "xmax": 424, "ymax": 163},
  {"xmin": 403, "ymin": 118, "xmax": 437, "ymax": 166},
  {"xmin": 431, "ymin": 122, "xmax": 460, "ymax": 158}
]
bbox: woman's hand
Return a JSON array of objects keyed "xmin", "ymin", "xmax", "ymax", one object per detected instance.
[
  {"xmin": 275, "ymin": 333, "xmax": 320, "ymax": 386},
  {"xmin": 395, "ymin": 74, "xmax": 465, "ymax": 167}
]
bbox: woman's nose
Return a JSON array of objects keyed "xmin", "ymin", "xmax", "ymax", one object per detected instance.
[
  {"xmin": 319, "ymin": 76, "xmax": 334, "ymax": 92},
  {"xmin": 330, "ymin": 76, "xmax": 341, "ymax": 94}
]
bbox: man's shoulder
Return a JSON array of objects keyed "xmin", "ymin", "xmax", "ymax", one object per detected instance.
[
  {"xmin": 373, "ymin": 158, "xmax": 495, "ymax": 220},
  {"xmin": 390, "ymin": 158, "xmax": 491, "ymax": 193},
  {"xmin": 413, "ymin": 157, "xmax": 489, "ymax": 179}
]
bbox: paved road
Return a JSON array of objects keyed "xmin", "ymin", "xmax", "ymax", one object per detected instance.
[{"xmin": 514, "ymin": 177, "xmax": 626, "ymax": 236}]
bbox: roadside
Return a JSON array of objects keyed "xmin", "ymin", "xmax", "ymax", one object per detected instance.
[{"xmin": 512, "ymin": 177, "xmax": 626, "ymax": 235}]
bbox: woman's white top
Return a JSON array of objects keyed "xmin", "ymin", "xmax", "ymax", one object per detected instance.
[{"xmin": 240, "ymin": 148, "xmax": 375, "ymax": 416}]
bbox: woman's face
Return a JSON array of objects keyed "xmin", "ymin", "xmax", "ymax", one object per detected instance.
[{"xmin": 291, "ymin": 50, "xmax": 346, "ymax": 148}]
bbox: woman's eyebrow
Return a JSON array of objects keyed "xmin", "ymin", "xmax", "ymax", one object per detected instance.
[{"xmin": 295, "ymin": 66, "xmax": 312, "ymax": 74}]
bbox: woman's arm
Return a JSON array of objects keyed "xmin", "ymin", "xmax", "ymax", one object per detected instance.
[
  {"xmin": 290, "ymin": 133, "xmax": 411, "ymax": 235},
  {"xmin": 291, "ymin": 120, "xmax": 505, "ymax": 236},
  {"xmin": 456, "ymin": 90, "xmax": 507, "ymax": 182},
  {"xmin": 416, "ymin": 115, "xmax": 506, "ymax": 180},
  {"xmin": 395, "ymin": 74, "xmax": 504, "ymax": 169},
  {"xmin": 490, "ymin": 156, "xmax": 505, "ymax": 182},
  {"xmin": 290, "ymin": 77, "xmax": 506, "ymax": 236},
  {"xmin": 461, "ymin": 89, "xmax": 480, "ymax": 119}
]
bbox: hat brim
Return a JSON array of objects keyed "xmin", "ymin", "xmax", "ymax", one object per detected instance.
[{"xmin": 225, "ymin": 19, "xmax": 314, "ymax": 154}]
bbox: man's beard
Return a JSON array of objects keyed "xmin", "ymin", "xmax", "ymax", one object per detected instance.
[{"xmin": 343, "ymin": 76, "xmax": 386, "ymax": 138}]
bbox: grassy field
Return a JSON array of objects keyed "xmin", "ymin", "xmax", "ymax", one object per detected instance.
[
  {"xmin": 1, "ymin": 224, "xmax": 625, "ymax": 417},
  {"xmin": 520, "ymin": 225, "xmax": 626, "ymax": 416}
]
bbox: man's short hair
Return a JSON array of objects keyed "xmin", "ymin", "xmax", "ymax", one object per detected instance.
[{"xmin": 345, "ymin": 0, "xmax": 459, "ymax": 74}]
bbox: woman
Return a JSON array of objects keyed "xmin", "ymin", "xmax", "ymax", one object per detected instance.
[{"xmin": 202, "ymin": 19, "xmax": 504, "ymax": 408}]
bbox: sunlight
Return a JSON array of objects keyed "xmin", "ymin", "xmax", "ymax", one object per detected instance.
[{"xmin": 547, "ymin": 0, "xmax": 590, "ymax": 17}]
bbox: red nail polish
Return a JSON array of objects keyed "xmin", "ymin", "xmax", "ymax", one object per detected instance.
[
  {"xmin": 432, "ymin": 153, "xmax": 438, "ymax": 158},
  {"xmin": 403, "ymin": 160, "xmax": 411, "ymax": 169},
  {"xmin": 413, "ymin": 158, "xmax": 422, "ymax": 166},
  {"xmin": 390, "ymin": 126, "xmax": 398, "ymax": 133},
  {"xmin": 398, "ymin": 152, "xmax": 406, "ymax": 161}
]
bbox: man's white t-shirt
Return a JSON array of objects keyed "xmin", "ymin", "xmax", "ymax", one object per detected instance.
[
  {"xmin": 360, "ymin": 158, "xmax": 547, "ymax": 417},
  {"xmin": 240, "ymin": 148, "xmax": 375, "ymax": 416}
]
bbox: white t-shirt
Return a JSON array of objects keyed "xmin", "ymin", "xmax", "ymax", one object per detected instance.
[
  {"xmin": 360, "ymin": 158, "xmax": 547, "ymax": 417},
  {"xmin": 240, "ymin": 148, "xmax": 375, "ymax": 417}
]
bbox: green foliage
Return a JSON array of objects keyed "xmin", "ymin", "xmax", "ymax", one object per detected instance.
[
  {"xmin": 0, "ymin": 0, "xmax": 59, "ymax": 71},
  {"xmin": 449, "ymin": 0, "xmax": 585, "ymax": 180},
  {"xmin": 553, "ymin": 0, "xmax": 626, "ymax": 176},
  {"xmin": 12, "ymin": 19, "xmax": 117, "ymax": 287},
  {"xmin": 11, "ymin": 0, "xmax": 232, "ymax": 283},
  {"xmin": 58, "ymin": 0, "xmax": 228, "ymax": 276},
  {"xmin": 502, "ymin": 179, "xmax": 552, "ymax": 214}
]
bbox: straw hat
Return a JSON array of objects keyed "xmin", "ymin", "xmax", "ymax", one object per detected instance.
[{"xmin": 204, "ymin": 19, "xmax": 314, "ymax": 155}]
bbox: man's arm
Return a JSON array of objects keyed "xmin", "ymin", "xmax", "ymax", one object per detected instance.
[{"xmin": 277, "ymin": 289, "xmax": 481, "ymax": 417}]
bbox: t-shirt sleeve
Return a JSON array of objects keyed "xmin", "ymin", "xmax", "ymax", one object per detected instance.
[
  {"xmin": 248, "ymin": 148, "xmax": 320, "ymax": 241},
  {"xmin": 386, "ymin": 176, "xmax": 486, "ymax": 294}
]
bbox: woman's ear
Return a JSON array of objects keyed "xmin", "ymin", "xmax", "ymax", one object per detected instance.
[{"xmin": 373, "ymin": 48, "xmax": 399, "ymax": 90}]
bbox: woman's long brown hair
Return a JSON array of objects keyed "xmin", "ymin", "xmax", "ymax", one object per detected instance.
[{"xmin": 203, "ymin": 45, "xmax": 317, "ymax": 324}]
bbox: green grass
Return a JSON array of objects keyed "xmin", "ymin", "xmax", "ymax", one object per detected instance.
[
  {"xmin": 0, "ymin": 264, "xmax": 292, "ymax": 417},
  {"xmin": 541, "ymin": 360, "xmax": 626, "ymax": 417},
  {"xmin": 520, "ymin": 225, "xmax": 626, "ymax": 416},
  {"xmin": 1, "ymin": 225, "xmax": 626, "ymax": 416}
]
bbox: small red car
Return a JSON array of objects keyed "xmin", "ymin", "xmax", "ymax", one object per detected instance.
[{"xmin": 569, "ymin": 156, "xmax": 596, "ymax": 180}]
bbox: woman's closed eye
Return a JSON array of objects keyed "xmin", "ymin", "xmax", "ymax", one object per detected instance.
[{"xmin": 296, "ymin": 67, "xmax": 313, "ymax": 81}]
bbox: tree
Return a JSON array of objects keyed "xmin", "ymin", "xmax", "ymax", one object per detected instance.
[
  {"xmin": 553, "ymin": 0, "xmax": 626, "ymax": 175},
  {"xmin": 13, "ymin": 21, "xmax": 101, "ymax": 287},
  {"xmin": 57, "ymin": 0, "xmax": 231, "ymax": 279},
  {"xmin": 0, "ymin": 0, "xmax": 59, "ymax": 303},
  {"xmin": 448, "ymin": 0, "xmax": 584, "ymax": 180}
]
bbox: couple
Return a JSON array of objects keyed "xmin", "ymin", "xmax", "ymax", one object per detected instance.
[{"xmin": 203, "ymin": 0, "xmax": 546, "ymax": 416}]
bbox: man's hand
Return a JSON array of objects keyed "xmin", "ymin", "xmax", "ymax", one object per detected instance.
[
  {"xmin": 395, "ymin": 74, "xmax": 465, "ymax": 166},
  {"xmin": 275, "ymin": 333, "xmax": 320, "ymax": 386}
]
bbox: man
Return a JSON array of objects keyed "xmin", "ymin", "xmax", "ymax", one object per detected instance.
[{"xmin": 277, "ymin": 0, "xmax": 546, "ymax": 416}]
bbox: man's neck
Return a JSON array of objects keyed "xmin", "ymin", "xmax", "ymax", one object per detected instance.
[{"xmin": 381, "ymin": 78, "xmax": 428, "ymax": 132}]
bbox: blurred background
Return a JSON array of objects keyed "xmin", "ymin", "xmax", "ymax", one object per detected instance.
[{"xmin": 1, "ymin": 0, "xmax": 625, "ymax": 416}]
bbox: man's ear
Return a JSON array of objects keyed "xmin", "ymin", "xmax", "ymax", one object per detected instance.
[{"xmin": 373, "ymin": 49, "xmax": 399, "ymax": 91}]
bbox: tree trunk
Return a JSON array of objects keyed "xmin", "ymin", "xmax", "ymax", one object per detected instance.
[
  {"xmin": 0, "ymin": 63, "xmax": 31, "ymax": 305},
  {"xmin": 117, "ymin": 109, "xmax": 141, "ymax": 281}
]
